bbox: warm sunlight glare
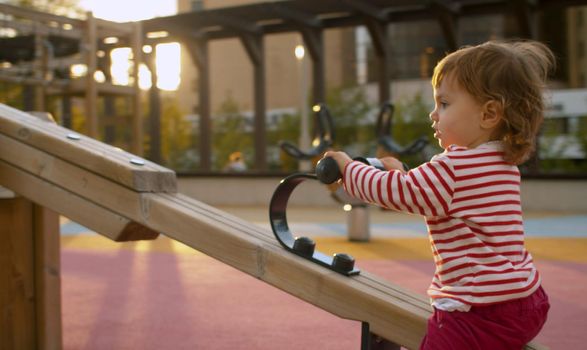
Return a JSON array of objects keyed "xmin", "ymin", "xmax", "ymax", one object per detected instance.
[
  {"xmin": 79, "ymin": 0, "xmax": 180, "ymax": 91},
  {"xmin": 109, "ymin": 44, "xmax": 180, "ymax": 91},
  {"xmin": 110, "ymin": 48, "xmax": 131, "ymax": 86},
  {"xmin": 156, "ymin": 43, "xmax": 181, "ymax": 91},
  {"xmin": 138, "ymin": 64, "xmax": 152, "ymax": 90},
  {"xmin": 79, "ymin": 0, "xmax": 176, "ymax": 22}
]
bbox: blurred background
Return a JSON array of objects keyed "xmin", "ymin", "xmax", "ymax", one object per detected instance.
[{"xmin": 1, "ymin": 0, "xmax": 586, "ymax": 177}]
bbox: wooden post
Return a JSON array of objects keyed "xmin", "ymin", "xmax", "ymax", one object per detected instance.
[
  {"xmin": 0, "ymin": 197, "xmax": 61, "ymax": 350},
  {"xmin": 85, "ymin": 11, "xmax": 98, "ymax": 138},
  {"xmin": 34, "ymin": 204, "xmax": 62, "ymax": 350},
  {"xmin": 131, "ymin": 21, "xmax": 144, "ymax": 156}
]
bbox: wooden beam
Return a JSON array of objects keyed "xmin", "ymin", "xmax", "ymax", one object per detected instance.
[
  {"xmin": 240, "ymin": 33, "xmax": 263, "ymax": 66},
  {"xmin": 341, "ymin": 0, "xmax": 389, "ymax": 21},
  {"xmin": 0, "ymin": 158, "xmax": 159, "ymax": 242},
  {"xmin": 95, "ymin": 18, "xmax": 135, "ymax": 36},
  {"xmin": 429, "ymin": 0, "xmax": 460, "ymax": 52},
  {"xmin": 208, "ymin": 13, "xmax": 261, "ymax": 35},
  {"xmin": 0, "ymin": 104, "xmax": 176, "ymax": 192},
  {"xmin": 0, "ymin": 19, "xmax": 82, "ymax": 40},
  {"xmin": 269, "ymin": 3, "xmax": 322, "ymax": 28},
  {"xmin": 0, "ymin": 3, "xmax": 83, "ymax": 28}
]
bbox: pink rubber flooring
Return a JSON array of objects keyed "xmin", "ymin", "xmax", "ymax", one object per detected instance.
[{"xmin": 61, "ymin": 246, "xmax": 586, "ymax": 349}]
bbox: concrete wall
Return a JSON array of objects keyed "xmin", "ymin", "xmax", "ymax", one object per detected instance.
[
  {"xmin": 178, "ymin": 176, "xmax": 587, "ymax": 213},
  {"xmin": 520, "ymin": 179, "xmax": 587, "ymax": 212}
]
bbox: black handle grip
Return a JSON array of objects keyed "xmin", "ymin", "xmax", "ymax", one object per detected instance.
[
  {"xmin": 315, "ymin": 157, "xmax": 394, "ymax": 185},
  {"xmin": 315, "ymin": 157, "xmax": 341, "ymax": 184}
]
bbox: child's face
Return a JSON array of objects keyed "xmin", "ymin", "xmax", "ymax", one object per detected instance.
[{"xmin": 430, "ymin": 75, "xmax": 488, "ymax": 150}]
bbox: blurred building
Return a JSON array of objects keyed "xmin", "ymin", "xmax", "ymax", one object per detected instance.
[
  {"xmin": 172, "ymin": 1, "xmax": 578, "ymax": 112},
  {"xmin": 175, "ymin": 0, "xmax": 356, "ymax": 120}
]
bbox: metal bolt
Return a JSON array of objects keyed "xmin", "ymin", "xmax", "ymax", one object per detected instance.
[
  {"xmin": 66, "ymin": 133, "xmax": 81, "ymax": 140},
  {"xmin": 130, "ymin": 158, "xmax": 145, "ymax": 166}
]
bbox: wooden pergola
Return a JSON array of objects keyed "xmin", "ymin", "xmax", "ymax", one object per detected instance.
[
  {"xmin": 0, "ymin": 3, "xmax": 144, "ymax": 154},
  {"xmin": 141, "ymin": 0, "xmax": 585, "ymax": 171}
]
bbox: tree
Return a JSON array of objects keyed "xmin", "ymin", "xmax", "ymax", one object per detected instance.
[
  {"xmin": 212, "ymin": 93, "xmax": 253, "ymax": 171},
  {"xmin": 326, "ymin": 85, "xmax": 374, "ymax": 155},
  {"xmin": 158, "ymin": 96, "xmax": 197, "ymax": 171},
  {"xmin": 390, "ymin": 93, "xmax": 441, "ymax": 167}
]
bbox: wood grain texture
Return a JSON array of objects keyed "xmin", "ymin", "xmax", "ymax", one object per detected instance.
[
  {"xmin": 0, "ymin": 103, "xmax": 176, "ymax": 192},
  {"xmin": 33, "ymin": 205, "xmax": 62, "ymax": 350},
  {"xmin": 0, "ymin": 198, "xmax": 37, "ymax": 349}
]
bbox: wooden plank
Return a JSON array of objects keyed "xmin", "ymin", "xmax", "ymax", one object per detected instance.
[
  {"xmin": 0, "ymin": 160, "xmax": 158, "ymax": 242},
  {"xmin": 0, "ymin": 106, "xmax": 548, "ymax": 349},
  {"xmin": 147, "ymin": 193, "xmax": 432, "ymax": 349},
  {"xmin": 0, "ymin": 103, "xmax": 176, "ymax": 193},
  {"xmin": 95, "ymin": 18, "xmax": 135, "ymax": 35},
  {"xmin": 0, "ymin": 198, "xmax": 37, "ymax": 349},
  {"xmin": 33, "ymin": 205, "xmax": 62, "ymax": 350}
]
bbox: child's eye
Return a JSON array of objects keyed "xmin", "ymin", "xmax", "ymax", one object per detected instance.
[{"xmin": 440, "ymin": 102, "xmax": 448, "ymax": 109}]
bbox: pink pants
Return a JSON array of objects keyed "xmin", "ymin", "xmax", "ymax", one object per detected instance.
[{"xmin": 420, "ymin": 286, "xmax": 549, "ymax": 350}]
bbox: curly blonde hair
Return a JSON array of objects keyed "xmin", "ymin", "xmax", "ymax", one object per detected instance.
[{"xmin": 432, "ymin": 40, "xmax": 555, "ymax": 165}]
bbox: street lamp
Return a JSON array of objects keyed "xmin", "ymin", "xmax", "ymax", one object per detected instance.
[{"xmin": 295, "ymin": 43, "xmax": 311, "ymax": 171}]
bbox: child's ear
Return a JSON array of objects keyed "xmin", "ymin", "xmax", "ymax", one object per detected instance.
[{"xmin": 480, "ymin": 100, "xmax": 502, "ymax": 129}]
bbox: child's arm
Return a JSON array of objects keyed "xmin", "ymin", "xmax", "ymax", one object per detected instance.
[{"xmin": 342, "ymin": 156, "xmax": 455, "ymax": 217}]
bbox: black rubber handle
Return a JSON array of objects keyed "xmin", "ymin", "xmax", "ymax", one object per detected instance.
[{"xmin": 315, "ymin": 157, "xmax": 341, "ymax": 184}]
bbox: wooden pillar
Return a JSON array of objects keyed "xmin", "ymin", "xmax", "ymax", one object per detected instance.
[
  {"xmin": 184, "ymin": 38, "xmax": 212, "ymax": 171},
  {"xmin": 240, "ymin": 34, "xmax": 267, "ymax": 171},
  {"xmin": 85, "ymin": 11, "xmax": 99, "ymax": 139},
  {"xmin": 101, "ymin": 48, "xmax": 116, "ymax": 144},
  {"xmin": 301, "ymin": 28, "xmax": 325, "ymax": 105},
  {"xmin": 22, "ymin": 34, "xmax": 46, "ymax": 113},
  {"xmin": 33, "ymin": 33, "xmax": 46, "ymax": 111},
  {"xmin": 61, "ymin": 97, "xmax": 72, "ymax": 129},
  {"xmin": 511, "ymin": 0, "xmax": 537, "ymax": 39},
  {"xmin": 131, "ymin": 21, "xmax": 144, "ymax": 156},
  {"xmin": 146, "ymin": 49, "xmax": 162, "ymax": 164},
  {"xmin": 23, "ymin": 85, "xmax": 37, "ymax": 111},
  {"xmin": 0, "ymin": 197, "xmax": 62, "ymax": 350},
  {"xmin": 365, "ymin": 18, "xmax": 391, "ymax": 105}
]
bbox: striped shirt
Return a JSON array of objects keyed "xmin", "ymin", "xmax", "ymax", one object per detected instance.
[{"xmin": 342, "ymin": 142, "xmax": 540, "ymax": 306}]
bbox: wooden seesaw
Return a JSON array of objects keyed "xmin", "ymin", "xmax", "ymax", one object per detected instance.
[{"xmin": 0, "ymin": 103, "xmax": 548, "ymax": 349}]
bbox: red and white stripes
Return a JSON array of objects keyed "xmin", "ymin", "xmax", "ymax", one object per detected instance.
[{"xmin": 342, "ymin": 143, "xmax": 540, "ymax": 305}]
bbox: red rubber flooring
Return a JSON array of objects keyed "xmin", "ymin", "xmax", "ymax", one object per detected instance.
[{"xmin": 60, "ymin": 230, "xmax": 587, "ymax": 350}]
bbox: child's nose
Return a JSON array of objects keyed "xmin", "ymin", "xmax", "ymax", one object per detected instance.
[{"xmin": 429, "ymin": 110, "xmax": 438, "ymax": 122}]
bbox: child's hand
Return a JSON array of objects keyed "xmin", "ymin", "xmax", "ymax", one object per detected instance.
[
  {"xmin": 323, "ymin": 151, "xmax": 352, "ymax": 173},
  {"xmin": 379, "ymin": 156, "xmax": 407, "ymax": 173}
]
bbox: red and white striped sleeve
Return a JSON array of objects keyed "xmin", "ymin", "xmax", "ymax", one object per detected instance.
[{"xmin": 342, "ymin": 154, "xmax": 455, "ymax": 217}]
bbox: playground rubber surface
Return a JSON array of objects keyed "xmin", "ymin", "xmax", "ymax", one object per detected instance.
[{"xmin": 60, "ymin": 206, "xmax": 587, "ymax": 350}]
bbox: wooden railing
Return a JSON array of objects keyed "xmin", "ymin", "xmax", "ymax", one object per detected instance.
[{"xmin": 0, "ymin": 103, "xmax": 548, "ymax": 349}]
